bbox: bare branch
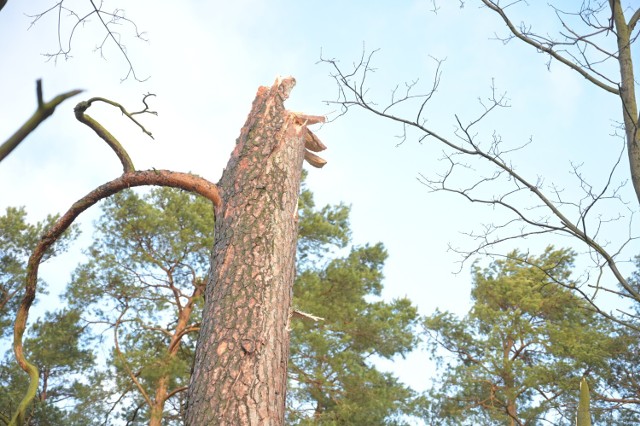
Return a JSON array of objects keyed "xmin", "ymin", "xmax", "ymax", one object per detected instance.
[
  {"xmin": 629, "ymin": 8, "xmax": 640, "ymax": 33},
  {"xmin": 469, "ymin": 1, "xmax": 640, "ymax": 204},
  {"xmin": 27, "ymin": 1, "xmax": 149, "ymax": 82},
  {"xmin": 320, "ymin": 47, "xmax": 639, "ymax": 328},
  {"xmin": 480, "ymin": 249, "xmax": 640, "ymax": 332},
  {"xmin": 0, "ymin": 80, "xmax": 82, "ymax": 163},
  {"xmin": 10, "ymin": 170, "xmax": 220, "ymax": 424},
  {"xmin": 480, "ymin": 0, "xmax": 620, "ymax": 94},
  {"xmin": 88, "ymin": 0, "xmax": 148, "ymax": 82},
  {"xmin": 74, "ymin": 94, "xmax": 157, "ymax": 173}
]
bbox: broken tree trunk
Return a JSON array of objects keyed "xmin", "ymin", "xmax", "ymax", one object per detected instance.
[{"xmin": 185, "ymin": 77, "xmax": 325, "ymax": 425}]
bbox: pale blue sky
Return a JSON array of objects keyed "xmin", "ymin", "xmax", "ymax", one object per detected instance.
[{"xmin": 1, "ymin": 0, "xmax": 638, "ymax": 400}]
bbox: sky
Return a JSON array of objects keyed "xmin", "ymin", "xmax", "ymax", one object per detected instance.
[{"xmin": 1, "ymin": 0, "xmax": 638, "ymax": 402}]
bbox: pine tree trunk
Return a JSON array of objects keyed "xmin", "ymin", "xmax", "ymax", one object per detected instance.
[
  {"xmin": 149, "ymin": 397, "xmax": 164, "ymax": 426},
  {"xmin": 185, "ymin": 77, "xmax": 316, "ymax": 425}
]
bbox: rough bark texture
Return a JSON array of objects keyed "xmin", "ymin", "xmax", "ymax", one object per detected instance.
[{"xmin": 186, "ymin": 77, "xmax": 319, "ymax": 425}]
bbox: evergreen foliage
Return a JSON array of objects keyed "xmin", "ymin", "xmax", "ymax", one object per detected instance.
[
  {"xmin": 3, "ymin": 180, "xmax": 419, "ymax": 424},
  {"xmin": 422, "ymin": 248, "xmax": 626, "ymax": 425},
  {"xmin": 63, "ymin": 187, "xmax": 214, "ymax": 424},
  {"xmin": 0, "ymin": 309, "xmax": 100, "ymax": 425},
  {"xmin": 6, "ymin": 189, "xmax": 635, "ymax": 425},
  {"xmin": 0, "ymin": 207, "xmax": 81, "ymax": 424},
  {"xmin": 602, "ymin": 256, "xmax": 640, "ymax": 421},
  {"xmin": 287, "ymin": 180, "xmax": 420, "ymax": 424},
  {"xmin": 0, "ymin": 207, "xmax": 78, "ymax": 338}
]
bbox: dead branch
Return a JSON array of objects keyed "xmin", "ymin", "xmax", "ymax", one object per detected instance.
[
  {"xmin": 0, "ymin": 80, "xmax": 82, "ymax": 163},
  {"xmin": 74, "ymin": 94, "xmax": 157, "ymax": 173}
]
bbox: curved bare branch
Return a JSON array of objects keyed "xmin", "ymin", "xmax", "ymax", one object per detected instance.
[
  {"xmin": 74, "ymin": 94, "xmax": 157, "ymax": 173},
  {"xmin": 10, "ymin": 170, "xmax": 220, "ymax": 425}
]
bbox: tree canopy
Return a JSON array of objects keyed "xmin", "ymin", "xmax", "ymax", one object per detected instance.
[
  {"xmin": 2, "ymin": 180, "xmax": 420, "ymax": 424},
  {"xmin": 289, "ymin": 179, "xmax": 420, "ymax": 424},
  {"xmin": 422, "ymin": 248, "xmax": 630, "ymax": 425},
  {"xmin": 3, "ymin": 1, "xmax": 640, "ymax": 425},
  {"xmin": 0, "ymin": 207, "xmax": 78, "ymax": 339}
]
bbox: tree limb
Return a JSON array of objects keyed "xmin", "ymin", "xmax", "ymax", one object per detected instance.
[
  {"xmin": 629, "ymin": 8, "xmax": 640, "ymax": 32},
  {"xmin": 480, "ymin": 0, "xmax": 620, "ymax": 95},
  {"xmin": 10, "ymin": 170, "xmax": 220, "ymax": 425},
  {"xmin": 0, "ymin": 80, "xmax": 82, "ymax": 163},
  {"xmin": 320, "ymin": 47, "xmax": 638, "ymax": 330},
  {"xmin": 113, "ymin": 307, "xmax": 153, "ymax": 407},
  {"xmin": 74, "ymin": 95, "xmax": 157, "ymax": 173}
]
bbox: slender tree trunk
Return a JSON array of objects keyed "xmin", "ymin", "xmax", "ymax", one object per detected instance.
[
  {"xmin": 503, "ymin": 337, "xmax": 518, "ymax": 426},
  {"xmin": 149, "ymin": 282, "xmax": 203, "ymax": 425},
  {"xmin": 185, "ymin": 77, "xmax": 312, "ymax": 425},
  {"xmin": 611, "ymin": 0, "xmax": 640, "ymax": 205},
  {"xmin": 39, "ymin": 370, "xmax": 48, "ymax": 402},
  {"xmin": 149, "ymin": 385, "xmax": 166, "ymax": 426}
]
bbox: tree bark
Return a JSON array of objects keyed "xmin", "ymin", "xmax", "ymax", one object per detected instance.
[
  {"xmin": 611, "ymin": 0, "xmax": 640, "ymax": 205},
  {"xmin": 185, "ymin": 77, "xmax": 316, "ymax": 425}
]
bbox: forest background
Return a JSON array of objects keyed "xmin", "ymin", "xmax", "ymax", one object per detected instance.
[{"xmin": 1, "ymin": 1, "xmax": 639, "ymax": 425}]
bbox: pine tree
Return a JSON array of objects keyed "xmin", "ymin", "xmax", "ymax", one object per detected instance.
[
  {"xmin": 0, "ymin": 207, "xmax": 78, "ymax": 339},
  {"xmin": 0, "ymin": 207, "xmax": 80, "ymax": 423},
  {"xmin": 287, "ymin": 180, "xmax": 420, "ymax": 424},
  {"xmin": 0, "ymin": 309, "xmax": 101, "ymax": 425},
  {"xmin": 64, "ymin": 187, "xmax": 214, "ymax": 425},
  {"xmin": 422, "ymin": 247, "xmax": 625, "ymax": 425},
  {"xmin": 58, "ymin": 180, "xmax": 420, "ymax": 424}
]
